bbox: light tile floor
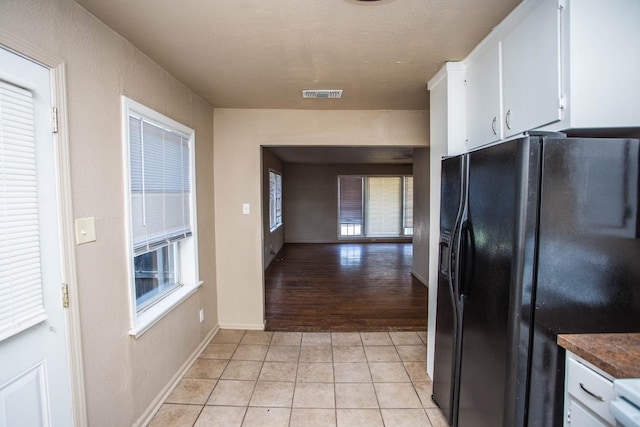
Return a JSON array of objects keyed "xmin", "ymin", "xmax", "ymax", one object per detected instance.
[{"xmin": 148, "ymin": 330, "xmax": 448, "ymax": 427}]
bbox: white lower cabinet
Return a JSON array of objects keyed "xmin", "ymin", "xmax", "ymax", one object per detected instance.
[
  {"xmin": 567, "ymin": 398, "xmax": 609, "ymax": 427},
  {"xmin": 564, "ymin": 352, "xmax": 615, "ymax": 426}
]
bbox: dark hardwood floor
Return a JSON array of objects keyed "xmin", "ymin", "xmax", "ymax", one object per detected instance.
[{"xmin": 264, "ymin": 243, "xmax": 428, "ymax": 332}]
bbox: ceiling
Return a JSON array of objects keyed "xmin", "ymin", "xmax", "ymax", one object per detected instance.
[
  {"xmin": 267, "ymin": 146, "xmax": 415, "ymax": 164},
  {"xmin": 74, "ymin": 0, "xmax": 521, "ymax": 111}
]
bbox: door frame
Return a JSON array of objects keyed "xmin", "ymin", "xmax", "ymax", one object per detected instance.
[{"xmin": 0, "ymin": 29, "xmax": 87, "ymax": 426}]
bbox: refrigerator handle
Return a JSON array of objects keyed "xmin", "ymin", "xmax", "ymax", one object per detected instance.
[{"xmin": 459, "ymin": 220, "xmax": 474, "ymax": 297}]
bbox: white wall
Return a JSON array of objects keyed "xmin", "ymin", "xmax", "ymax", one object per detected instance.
[
  {"xmin": 426, "ymin": 63, "xmax": 465, "ymax": 377},
  {"xmin": 0, "ymin": 1, "xmax": 217, "ymax": 425},
  {"xmin": 412, "ymin": 147, "xmax": 430, "ymax": 285},
  {"xmin": 214, "ymin": 109, "xmax": 428, "ymax": 329}
]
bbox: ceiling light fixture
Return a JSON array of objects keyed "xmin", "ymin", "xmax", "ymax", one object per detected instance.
[{"xmin": 302, "ymin": 90, "xmax": 343, "ymax": 99}]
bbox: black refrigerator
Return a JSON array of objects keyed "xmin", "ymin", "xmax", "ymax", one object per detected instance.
[{"xmin": 432, "ymin": 133, "xmax": 640, "ymax": 427}]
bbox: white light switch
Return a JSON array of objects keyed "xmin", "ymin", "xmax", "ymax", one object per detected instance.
[
  {"xmin": 75, "ymin": 217, "xmax": 96, "ymax": 245},
  {"xmin": 242, "ymin": 203, "xmax": 250, "ymax": 215}
]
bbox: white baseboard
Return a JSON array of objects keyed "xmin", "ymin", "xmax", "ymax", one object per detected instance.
[
  {"xmin": 134, "ymin": 324, "xmax": 220, "ymax": 427},
  {"xmin": 411, "ymin": 270, "xmax": 429, "ymax": 287},
  {"xmin": 218, "ymin": 321, "xmax": 265, "ymax": 331}
]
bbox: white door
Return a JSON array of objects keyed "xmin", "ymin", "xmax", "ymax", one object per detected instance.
[{"xmin": 0, "ymin": 47, "xmax": 73, "ymax": 426}]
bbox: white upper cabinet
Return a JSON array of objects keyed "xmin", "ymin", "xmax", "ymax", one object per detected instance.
[
  {"xmin": 502, "ymin": 0, "xmax": 561, "ymax": 138},
  {"xmin": 566, "ymin": 0, "xmax": 640, "ymax": 129},
  {"xmin": 465, "ymin": 42, "xmax": 503, "ymax": 149},
  {"xmin": 458, "ymin": 0, "xmax": 640, "ymax": 151}
]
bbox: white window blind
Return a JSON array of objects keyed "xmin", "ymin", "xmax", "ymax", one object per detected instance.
[
  {"xmin": 403, "ymin": 176, "xmax": 414, "ymax": 229},
  {"xmin": 129, "ymin": 114, "xmax": 192, "ymax": 255},
  {"xmin": 0, "ymin": 80, "xmax": 47, "ymax": 342},
  {"xmin": 365, "ymin": 176, "xmax": 402, "ymax": 236},
  {"xmin": 269, "ymin": 170, "xmax": 282, "ymax": 231},
  {"xmin": 339, "ymin": 176, "xmax": 364, "ymax": 226}
]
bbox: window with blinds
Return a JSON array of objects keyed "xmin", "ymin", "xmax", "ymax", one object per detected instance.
[
  {"xmin": 269, "ymin": 170, "xmax": 282, "ymax": 231},
  {"xmin": 0, "ymin": 80, "xmax": 47, "ymax": 342},
  {"xmin": 366, "ymin": 176, "xmax": 403, "ymax": 236},
  {"xmin": 129, "ymin": 115, "xmax": 192, "ymax": 255},
  {"xmin": 338, "ymin": 175, "xmax": 413, "ymax": 238},
  {"xmin": 124, "ymin": 97, "xmax": 197, "ymax": 316},
  {"xmin": 403, "ymin": 176, "xmax": 414, "ymax": 235},
  {"xmin": 339, "ymin": 176, "xmax": 364, "ymax": 236}
]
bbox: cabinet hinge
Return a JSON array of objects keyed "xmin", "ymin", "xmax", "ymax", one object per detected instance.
[
  {"xmin": 51, "ymin": 107, "xmax": 59, "ymax": 134},
  {"xmin": 62, "ymin": 283, "xmax": 69, "ymax": 308},
  {"xmin": 559, "ymin": 95, "xmax": 567, "ymax": 110}
]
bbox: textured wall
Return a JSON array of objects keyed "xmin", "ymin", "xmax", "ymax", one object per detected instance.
[
  {"xmin": 0, "ymin": 1, "xmax": 217, "ymax": 425},
  {"xmin": 283, "ymin": 163, "xmax": 413, "ymax": 243},
  {"xmin": 213, "ymin": 109, "xmax": 428, "ymax": 329},
  {"xmin": 411, "ymin": 148, "xmax": 430, "ymax": 285}
]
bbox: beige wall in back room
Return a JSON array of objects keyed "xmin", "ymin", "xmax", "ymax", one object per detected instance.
[
  {"xmin": 214, "ymin": 109, "xmax": 428, "ymax": 328},
  {"xmin": 283, "ymin": 163, "xmax": 413, "ymax": 243},
  {"xmin": 412, "ymin": 147, "xmax": 430, "ymax": 285},
  {"xmin": 0, "ymin": 0, "xmax": 217, "ymax": 425}
]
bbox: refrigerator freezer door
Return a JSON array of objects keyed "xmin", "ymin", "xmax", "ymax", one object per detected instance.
[
  {"xmin": 457, "ymin": 139, "xmax": 521, "ymax": 427},
  {"xmin": 432, "ymin": 155, "xmax": 464, "ymax": 424}
]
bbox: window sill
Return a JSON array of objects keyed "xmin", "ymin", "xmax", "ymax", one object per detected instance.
[
  {"xmin": 129, "ymin": 281, "xmax": 203, "ymax": 338},
  {"xmin": 270, "ymin": 224, "xmax": 283, "ymax": 233}
]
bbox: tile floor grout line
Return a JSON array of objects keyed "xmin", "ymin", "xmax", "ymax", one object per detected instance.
[
  {"xmin": 331, "ymin": 333, "xmax": 337, "ymax": 427},
  {"xmin": 150, "ymin": 330, "xmax": 440, "ymax": 426}
]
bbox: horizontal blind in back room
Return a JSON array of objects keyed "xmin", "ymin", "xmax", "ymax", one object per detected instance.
[
  {"xmin": 339, "ymin": 176, "xmax": 364, "ymax": 226},
  {"xmin": 404, "ymin": 176, "xmax": 414, "ymax": 229},
  {"xmin": 366, "ymin": 176, "xmax": 402, "ymax": 236}
]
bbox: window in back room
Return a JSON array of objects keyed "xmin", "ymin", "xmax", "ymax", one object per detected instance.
[
  {"xmin": 269, "ymin": 169, "xmax": 282, "ymax": 231},
  {"xmin": 338, "ymin": 175, "xmax": 413, "ymax": 238}
]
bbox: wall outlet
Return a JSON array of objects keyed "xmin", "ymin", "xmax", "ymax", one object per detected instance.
[{"xmin": 199, "ymin": 309, "xmax": 204, "ymax": 323}]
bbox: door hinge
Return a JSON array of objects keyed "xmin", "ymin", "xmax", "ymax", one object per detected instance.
[
  {"xmin": 559, "ymin": 95, "xmax": 567, "ymax": 110},
  {"xmin": 51, "ymin": 107, "xmax": 59, "ymax": 134},
  {"xmin": 62, "ymin": 283, "xmax": 69, "ymax": 308},
  {"xmin": 558, "ymin": 0, "xmax": 566, "ymax": 10}
]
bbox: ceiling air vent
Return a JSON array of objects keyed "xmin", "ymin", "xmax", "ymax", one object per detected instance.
[{"xmin": 302, "ymin": 90, "xmax": 343, "ymax": 99}]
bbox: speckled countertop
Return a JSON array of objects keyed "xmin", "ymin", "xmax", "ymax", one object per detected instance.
[{"xmin": 557, "ymin": 333, "xmax": 640, "ymax": 379}]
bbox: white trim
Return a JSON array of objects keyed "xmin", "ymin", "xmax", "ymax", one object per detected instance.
[
  {"xmin": 217, "ymin": 321, "xmax": 265, "ymax": 331},
  {"xmin": 128, "ymin": 281, "xmax": 203, "ymax": 338},
  {"xmin": 411, "ymin": 270, "xmax": 429, "ymax": 287},
  {"xmin": 133, "ymin": 325, "xmax": 219, "ymax": 427},
  {"xmin": 0, "ymin": 29, "xmax": 88, "ymax": 427},
  {"xmin": 427, "ymin": 61, "xmax": 465, "ymax": 90}
]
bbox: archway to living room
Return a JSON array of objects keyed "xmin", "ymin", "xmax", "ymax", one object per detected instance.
[{"xmin": 260, "ymin": 146, "xmax": 430, "ymax": 332}]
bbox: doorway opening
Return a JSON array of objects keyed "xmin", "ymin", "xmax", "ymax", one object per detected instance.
[{"xmin": 261, "ymin": 146, "xmax": 430, "ymax": 331}]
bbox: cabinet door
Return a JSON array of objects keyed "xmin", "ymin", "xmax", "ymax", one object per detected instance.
[
  {"xmin": 569, "ymin": 0, "xmax": 640, "ymax": 128},
  {"xmin": 502, "ymin": 0, "xmax": 562, "ymax": 137},
  {"xmin": 465, "ymin": 42, "xmax": 502, "ymax": 150},
  {"xmin": 566, "ymin": 399, "xmax": 609, "ymax": 427}
]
